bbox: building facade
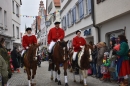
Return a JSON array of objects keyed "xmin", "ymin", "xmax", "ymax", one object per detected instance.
[
  {"xmin": 60, "ymin": 0, "xmax": 98, "ymax": 48},
  {"xmin": 94, "ymin": 0, "xmax": 130, "ymax": 46},
  {"xmin": 46, "ymin": 0, "xmax": 61, "ymax": 36},
  {"xmin": 12, "ymin": 0, "xmax": 22, "ymax": 49},
  {"xmin": 0, "ymin": 0, "xmax": 22, "ymax": 49}
]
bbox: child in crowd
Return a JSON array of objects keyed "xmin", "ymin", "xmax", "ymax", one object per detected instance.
[{"xmin": 101, "ymin": 52, "xmax": 111, "ymax": 81}]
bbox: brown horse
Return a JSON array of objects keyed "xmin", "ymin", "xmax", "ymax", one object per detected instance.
[
  {"xmin": 49, "ymin": 41, "xmax": 69, "ymax": 86},
  {"xmin": 24, "ymin": 44, "xmax": 39, "ymax": 86},
  {"xmin": 72, "ymin": 44, "xmax": 93, "ymax": 86}
]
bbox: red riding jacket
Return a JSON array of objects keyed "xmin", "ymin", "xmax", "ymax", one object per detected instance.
[
  {"xmin": 72, "ymin": 36, "xmax": 87, "ymax": 52},
  {"xmin": 47, "ymin": 27, "xmax": 65, "ymax": 44},
  {"xmin": 22, "ymin": 34, "xmax": 37, "ymax": 49}
]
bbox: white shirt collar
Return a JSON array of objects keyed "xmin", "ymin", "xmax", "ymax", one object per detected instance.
[{"xmin": 27, "ymin": 34, "xmax": 32, "ymax": 36}]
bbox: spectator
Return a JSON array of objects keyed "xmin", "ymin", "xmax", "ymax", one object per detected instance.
[
  {"xmin": 115, "ymin": 35, "xmax": 130, "ymax": 86},
  {"xmin": 0, "ymin": 37, "xmax": 12, "ymax": 80},
  {"xmin": 11, "ymin": 47, "xmax": 20, "ymax": 73},
  {"xmin": 0, "ymin": 55, "xmax": 8, "ymax": 86},
  {"xmin": 97, "ymin": 42, "xmax": 106, "ymax": 79},
  {"xmin": 91, "ymin": 44, "xmax": 98, "ymax": 77}
]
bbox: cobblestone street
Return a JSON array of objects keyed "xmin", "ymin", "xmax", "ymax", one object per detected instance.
[{"xmin": 8, "ymin": 61, "xmax": 118, "ymax": 86}]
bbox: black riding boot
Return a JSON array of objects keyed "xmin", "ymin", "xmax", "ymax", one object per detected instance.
[
  {"xmin": 72, "ymin": 60, "xmax": 79, "ymax": 75},
  {"xmin": 48, "ymin": 52, "xmax": 52, "ymax": 62}
]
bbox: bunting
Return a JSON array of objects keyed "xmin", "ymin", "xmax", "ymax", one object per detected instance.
[{"xmin": 17, "ymin": 10, "xmax": 61, "ymax": 19}]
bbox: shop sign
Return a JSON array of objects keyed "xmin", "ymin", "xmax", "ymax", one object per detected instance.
[{"xmin": 84, "ymin": 28, "xmax": 91, "ymax": 36}]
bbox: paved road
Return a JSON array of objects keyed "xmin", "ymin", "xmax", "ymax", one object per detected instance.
[{"xmin": 7, "ymin": 61, "xmax": 118, "ymax": 86}]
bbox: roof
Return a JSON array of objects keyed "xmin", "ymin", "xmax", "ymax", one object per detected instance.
[{"xmin": 53, "ymin": 0, "xmax": 60, "ymax": 7}]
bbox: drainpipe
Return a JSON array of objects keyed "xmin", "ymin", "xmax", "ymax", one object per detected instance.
[{"xmin": 91, "ymin": 0, "xmax": 100, "ymax": 42}]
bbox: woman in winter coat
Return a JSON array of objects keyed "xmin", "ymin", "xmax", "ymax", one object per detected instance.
[
  {"xmin": 97, "ymin": 42, "xmax": 107, "ymax": 79},
  {"xmin": 0, "ymin": 37, "xmax": 12, "ymax": 80},
  {"xmin": 114, "ymin": 35, "xmax": 130, "ymax": 86},
  {"xmin": 108, "ymin": 37, "xmax": 118, "ymax": 82},
  {"xmin": 11, "ymin": 47, "xmax": 20, "ymax": 73},
  {"xmin": 0, "ymin": 55, "xmax": 8, "ymax": 86},
  {"xmin": 91, "ymin": 44, "xmax": 98, "ymax": 77}
]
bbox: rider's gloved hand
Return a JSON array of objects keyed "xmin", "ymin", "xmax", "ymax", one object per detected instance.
[
  {"xmin": 80, "ymin": 46, "xmax": 84, "ymax": 48},
  {"xmin": 57, "ymin": 39, "xmax": 60, "ymax": 42},
  {"xmin": 26, "ymin": 46, "xmax": 29, "ymax": 50}
]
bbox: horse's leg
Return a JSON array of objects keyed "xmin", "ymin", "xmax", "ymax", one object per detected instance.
[
  {"xmin": 50, "ymin": 63, "xmax": 54, "ymax": 80},
  {"xmin": 32, "ymin": 67, "xmax": 37, "ymax": 85},
  {"xmin": 79, "ymin": 70, "xmax": 83, "ymax": 84},
  {"xmin": 56, "ymin": 64, "xmax": 61, "ymax": 85},
  {"xmin": 73, "ymin": 71, "xmax": 76, "ymax": 82},
  {"xmin": 82, "ymin": 70, "xmax": 88, "ymax": 86},
  {"xmin": 54, "ymin": 67, "xmax": 58, "ymax": 82},
  {"xmin": 64, "ymin": 62, "xmax": 69, "ymax": 86},
  {"xmin": 26, "ymin": 68, "xmax": 31, "ymax": 86}
]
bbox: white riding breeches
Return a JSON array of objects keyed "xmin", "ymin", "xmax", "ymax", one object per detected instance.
[
  {"xmin": 48, "ymin": 41, "xmax": 56, "ymax": 53},
  {"xmin": 21, "ymin": 50, "xmax": 26, "ymax": 57},
  {"xmin": 72, "ymin": 52, "xmax": 78, "ymax": 61}
]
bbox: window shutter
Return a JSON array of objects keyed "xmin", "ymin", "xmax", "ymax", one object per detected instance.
[
  {"xmin": 64, "ymin": 16, "xmax": 66, "ymax": 30},
  {"xmin": 71, "ymin": 9, "xmax": 74, "ymax": 25},
  {"xmin": 88, "ymin": 0, "xmax": 92, "ymax": 14},
  {"xmin": 67, "ymin": 13, "xmax": 69, "ymax": 27},
  {"xmin": 74, "ymin": 6, "xmax": 76, "ymax": 23}
]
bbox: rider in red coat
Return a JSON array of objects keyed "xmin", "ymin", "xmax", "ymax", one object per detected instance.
[
  {"xmin": 72, "ymin": 30, "xmax": 87, "ymax": 71},
  {"xmin": 47, "ymin": 21, "xmax": 65, "ymax": 61},
  {"xmin": 22, "ymin": 28, "xmax": 37, "ymax": 49}
]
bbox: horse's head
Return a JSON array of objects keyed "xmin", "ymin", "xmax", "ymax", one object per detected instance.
[
  {"xmin": 57, "ymin": 40, "xmax": 69, "ymax": 60},
  {"xmin": 27, "ymin": 43, "xmax": 40, "ymax": 60}
]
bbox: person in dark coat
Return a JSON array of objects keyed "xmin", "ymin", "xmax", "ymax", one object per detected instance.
[
  {"xmin": 91, "ymin": 44, "xmax": 98, "ymax": 77},
  {"xmin": 11, "ymin": 47, "xmax": 20, "ymax": 72}
]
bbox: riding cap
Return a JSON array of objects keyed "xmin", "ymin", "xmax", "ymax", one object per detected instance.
[
  {"xmin": 26, "ymin": 27, "xmax": 32, "ymax": 31},
  {"xmin": 76, "ymin": 30, "xmax": 81, "ymax": 34},
  {"xmin": 54, "ymin": 21, "xmax": 60, "ymax": 25}
]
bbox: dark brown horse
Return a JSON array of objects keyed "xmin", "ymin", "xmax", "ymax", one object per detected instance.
[
  {"xmin": 49, "ymin": 41, "xmax": 69, "ymax": 86},
  {"xmin": 72, "ymin": 44, "xmax": 93, "ymax": 86},
  {"xmin": 24, "ymin": 44, "xmax": 39, "ymax": 86}
]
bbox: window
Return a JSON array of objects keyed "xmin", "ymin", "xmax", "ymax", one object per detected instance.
[
  {"xmin": 73, "ymin": 6, "xmax": 76, "ymax": 23},
  {"xmin": 16, "ymin": 4, "xmax": 19, "ymax": 17},
  {"xmin": 67, "ymin": 13, "xmax": 69, "ymax": 27},
  {"xmin": 61, "ymin": 16, "xmax": 67, "ymax": 30},
  {"xmin": 0, "ymin": 7, "xmax": 2, "ymax": 27},
  {"xmin": 53, "ymin": 13, "xmax": 56, "ymax": 22},
  {"xmin": 49, "ymin": 17, "xmax": 52, "ymax": 26},
  {"xmin": 87, "ymin": 0, "xmax": 91, "ymax": 14},
  {"xmin": 17, "ymin": 27, "xmax": 19, "ymax": 38},
  {"xmin": 4, "ymin": 11, "xmax": 7, "ymax": 29},
  {"xmin": 79, "ymin": 0, "xmax": 84, "ymax": 19},
  {"xmin": 48, "ymin": 2, "xmax": 52, "ymax": 13},
  {"xmin": 12, "ymin": 0, "xmax": 15, "ymax": 13},
  {"xmin": 13, "ymin": 24, "xmax": 15, "ymax": 37}
]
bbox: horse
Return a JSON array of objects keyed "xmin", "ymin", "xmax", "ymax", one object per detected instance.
[
  {"xmin": 68, "ymin": 48, "xmax": 74, "ymax": 72},
  {"xmin": 24, "ymin": 44, "xmax": 40, "ymax": 86},
  {"xmin": 72, "ymin": 44, "xmax": 93, "ymax": 86},
  {"xmin": 49, "ymin": 41, "xmax": 69, "ymax": 86}
]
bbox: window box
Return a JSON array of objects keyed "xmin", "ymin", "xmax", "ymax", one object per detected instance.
[
  {"xmin": 75, "ymin": 18, "xmax": 81, "ymax": 24},
  {"xmin": 84, "ymin": 13, "xmax": 90, "ymax": 19}
]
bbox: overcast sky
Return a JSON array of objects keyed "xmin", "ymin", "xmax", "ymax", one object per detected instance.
[{"xmin": 20, "ymin": 0, "xmax": 46, "ymax": 33}]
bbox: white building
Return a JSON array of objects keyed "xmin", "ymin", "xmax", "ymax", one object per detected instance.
[
  {"xmin": 93, "ymin": 0, "xmax": 130, "ymax": 46},
  {"xmin": 60, "ymin": 0, "xmax": 98, "ymax": 48},
  {"xmin": 0, "ymin": 0, "xmax": 22, "ymax": 49},
  {"xmin": 46, "ymin": 0, "xmax": 61, "ymax": 35},
  {"xmin": 12, "ymin": 0, "xmax": 22, "ymax": 49}
]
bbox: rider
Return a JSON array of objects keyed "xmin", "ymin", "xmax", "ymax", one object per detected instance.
[
  {"xmin": 72, "ymin": 30, "xmax": 87, "ymax": 71},
  {"xmin": 47, "ymin": 21, "xmax": 65, "ymax": 61},
  {"xmin": 22, "ymin": 27, "xmax": 37, "ymax": 56}
]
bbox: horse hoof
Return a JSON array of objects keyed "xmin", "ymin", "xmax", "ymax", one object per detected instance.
[
  {"xmin": 58, "ymin": 81, "xmax": 61, "ymax": 85},
  {"xmin": 80, "ymin": 80, "xmax": 83, "ymax": 84},
  {"xmin": 65, "ymin": 83, "xmax": 69, "ymax": 86},
  {"xmin": 73, "ymin": 80, "xmax": 76, "ymax": 82},
  {"xmin": 55, "ymin": 78, "xmax": 58, "ymax": 82},
  {"xmin": 50, "ymin": 77, "xmax": 53, "ymax": 80}
]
